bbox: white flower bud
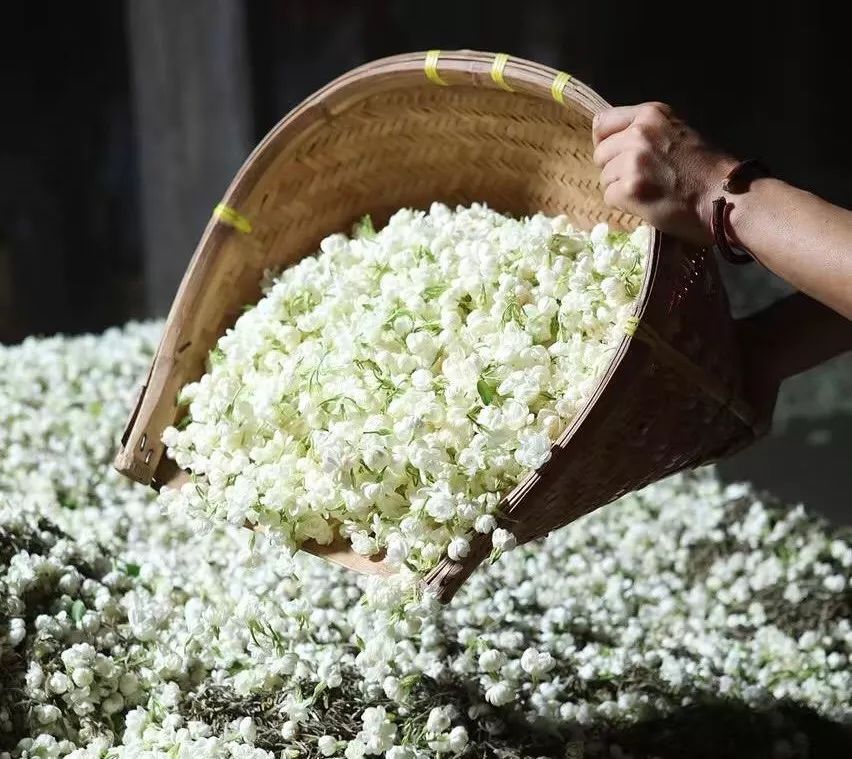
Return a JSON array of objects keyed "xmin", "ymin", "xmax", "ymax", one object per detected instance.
[
  {"xmin": 448, "ymin": 725, "xmax": 469, "ymax": 753},
  {"xmin": 71, "ymin": 667, "xmax": 94, "ymax": 688},
  {"xmin": 7, "ymin": 618, "xmax": 26, "ymax": 647},
  {"xmin": 425, "ymin": 706, "xmax": 451, "ymax": 734},
  {"xmin": 474, "ymin": 514, "xmax": 498, "ymax": 534},
  {"xmin": 485, "ymin": 682, "xmax": 515, "ymax": 706},
  {"xmin": 34, "ymin": 704, "xmax": 61, "ymax": 724},
  {"xmin": 491, "ymin": 528, "xmax": 517, "ymax": 552},
  {"xmin": 238, "ymin": 716, "xmax": 256, "ymax": 743},
  {"xmin": 318, "ymin": 735, "xmax": 338, "ymax": 756},
  {"xmin": 447, "ymin": 537, "xmax": 470, "ymax": 561},
  {"xmin": 520, "ymin": 647, "xmax": 555, "ymax": 676},
  {"xmin": 47, "ymin": 672, "xmax": 70, "ymax": 694},
  {"xmin": 478, "ymin": 649, "xmax": 506, "ymax": 672},
  {"xmin": 383, "ymin": 676, "xmax": 403, "ymax": 701}
]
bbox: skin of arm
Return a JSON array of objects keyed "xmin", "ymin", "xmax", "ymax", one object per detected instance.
[
  {"xmin": 592, "ymin": 102, "xmax": 852, "ymax": 319},
  {"xmin": 592, "ymin": 102, "xmax": 852, "ymax": 428}
]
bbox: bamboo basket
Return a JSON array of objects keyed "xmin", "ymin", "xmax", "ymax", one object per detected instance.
[{"xmin": 115, "ymin": 50, "xmax": 758, "ymax": 602}]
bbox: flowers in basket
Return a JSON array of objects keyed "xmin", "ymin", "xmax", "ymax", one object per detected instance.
[{"xmin": 160, "ymin": 203, "xmax": 648, "ymax": 579}]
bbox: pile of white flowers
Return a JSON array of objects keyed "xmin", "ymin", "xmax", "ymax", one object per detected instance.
[
  {"xmin": 160, "ymin": 204, "xmax": 648, "ymax": 576},
  {"xmin": 2, "ymin": 322, "xmax": 851, "ymax": 758}
]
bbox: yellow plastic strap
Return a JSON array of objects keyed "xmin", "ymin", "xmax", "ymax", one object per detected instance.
[
  {"xmin": 550, "ymin": 71, "xmax": 572, "ymax": 105},
  {"xmin": 213, "ymin": 204, "xmax": 252, "ymax": 234},
  {"xmin": 490, "ymin": 53, "xmax": 513, "ymax": 92},
  {"xmin": 623, "ymin": 316, "xmax": 639, "ymax": 336},
  {"xmin": 424, "ymin": 49, "xmax": 448, "ymax": 86}
]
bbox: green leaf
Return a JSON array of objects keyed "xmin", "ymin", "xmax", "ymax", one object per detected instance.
[
  {"xmin": 355, "ymin": 214, "xmax": 376, "ymax": 239},
  {"xmin": 405, "ymin": 463, "xmax": 422, "ymax": 487},
  {"xmin": 548, "ymin": 233, "xmax": 584, "ymax": 256},
  {"xmin": 124, "ymin": 563, "xmax": 141, "ymax": 577},
  {"xmin": 466, "ymin": 410, "xmax": 485, "ymax": 430},
  {"xmin": 608, "ymin": 230, "xmax": 631, "ymax": 248},
  {"xmin": 502, "ymin": 296, "xmax": 523, "ymax": 325},
  {"xmin": 355, "ymin": 358, "xmax": 382, "ymax": 376},
  {"xmin": 311, "ymin": 681, "xmax": 328, "ymax": 701},
  {"xmin": 477, "ymin": 378, "xmax": 497, "ymax": 406},
  {"xmin": 58, "ymin": 493, "xmax": 78, "ymax": 510},
  {"xmin": 175, "ymin": 415, "xmax": 191, "ymax": 430},
  {"xmin": 417, "ymin": 321, "xmax": 442, "ymax": 334},
  {"xmin": 401, "ymin": 673, "xmax": 421, "ymax": 690},
  {"xmin": 71, "ymin": 600, "xmax": 86, "ymax": 623},
  {"xmin": 422, "ymin": 283, "xmax": 447, "ymax": 300},
  {"xmin": 415, "ymin": 245, "xmax": 436, "ymax": 262}
]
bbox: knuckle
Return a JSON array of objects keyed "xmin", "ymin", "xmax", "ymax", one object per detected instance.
[
  {"xmin": 632, "ymin": 146, "xmax": 653, "ymax": 169},
  {"xmin": 636, "ymin": 104, "xmax": 669, "ymax": 128},
  {"xmin": 647, "ymin": 101, "xmax": 673, "ymax": 116},
  {"xmin": 631, "ymin": 121, "xmax": 655, "ymax": 141}
]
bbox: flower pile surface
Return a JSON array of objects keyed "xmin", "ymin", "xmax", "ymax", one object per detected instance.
[
  {"xmin": 160, "ymin": 205, "xmax": 647, "ymax": 574},
  {"xmin": 1, "ymin": 322, "xmax": 851, "ymax": 758}
]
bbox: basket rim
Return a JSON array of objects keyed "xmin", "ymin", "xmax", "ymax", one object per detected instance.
[
  {"xmin": 114, "ymin": 50, "xmax": 659, "ymax": 590},
  {"xmin": 214, "ymin": 50, "xmax": 644, "ymax": 228}
]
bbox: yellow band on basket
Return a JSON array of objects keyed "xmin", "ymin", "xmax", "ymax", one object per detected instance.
[
  {"xmin": 550, "ymin": 71, "xmax": 572, "ymax": 104},
  {"xmin": 213, "ymin": 204, "xmax": 252, "ymax": 234},
  {"xmin": 490, "ymin": 53, "xmax": 513, "ymax": 92},
  {"xmin": 424, "ymin": 49, "xmax": 448, "ymax": 86},
  {"xmin": 623, "ymin": 316, "xmax": 639, "ymax": 336}
]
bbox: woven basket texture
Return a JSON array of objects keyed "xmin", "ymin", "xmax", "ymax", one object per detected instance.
[{"xmin": 115, "ymin": 51, "xmax": 754, "ymax": 601}]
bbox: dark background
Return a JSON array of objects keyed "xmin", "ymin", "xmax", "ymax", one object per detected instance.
[{"xmin": 0, "ymin": 0, "xmax": 849, "ymax": 520}]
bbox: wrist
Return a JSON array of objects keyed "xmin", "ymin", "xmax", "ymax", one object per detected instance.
[{"xmin": 694, "ymin": 153, "xmax": 740, "ymax": 246}]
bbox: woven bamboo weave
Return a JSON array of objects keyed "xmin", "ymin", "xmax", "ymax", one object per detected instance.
[{"xmin": 114, "ymin": 50, "xmax": 756, "ymax": 602}]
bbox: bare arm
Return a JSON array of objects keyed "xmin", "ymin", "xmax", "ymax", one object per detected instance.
[
  {"xmin": 592, "ymin": 103, "xmax": 852, "ymax": 319},
  {"xmin": 726, "ymin": 180, "xmax": 852, "ymax": 319},
  {"xmin": 592, "ymin": 103, "xmax": 852, "ymax": 429}
]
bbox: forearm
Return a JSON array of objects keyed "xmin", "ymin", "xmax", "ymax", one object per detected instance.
[
  {"xmin": 593, "ymin": 104, "xmax": 852, "ymax": 323},
  {"xmin": 725, "ymin": 178, "xmax": 852, "ymax": 319}
]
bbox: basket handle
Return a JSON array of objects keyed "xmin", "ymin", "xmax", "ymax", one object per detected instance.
[{"xmin": 736, "ymin": 292, "xmax": 852, "ymax": 434}]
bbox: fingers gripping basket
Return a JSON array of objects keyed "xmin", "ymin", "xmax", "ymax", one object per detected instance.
[{"xmin": 115, "ymin": 51, "xmax": 757, "ymax": 602}]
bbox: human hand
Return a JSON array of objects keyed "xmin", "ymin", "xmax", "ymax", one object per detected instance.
[{"xmin": 592, "ymin": 103, "xmax": 737, "ymax": 246}]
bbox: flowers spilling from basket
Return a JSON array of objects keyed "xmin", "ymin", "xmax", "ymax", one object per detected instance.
[
  {"xmin": 2, "ymin": 324, "xmax": 851, "ymax": 759},
  {"xmin": 160, "ymin": 204, "xmax": 648, "ymax": 575}
]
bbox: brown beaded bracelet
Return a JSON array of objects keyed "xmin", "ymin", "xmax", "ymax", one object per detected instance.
[{"xmin": 711, "ymin": 159, "xmax": 772, "ymax": 265}]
